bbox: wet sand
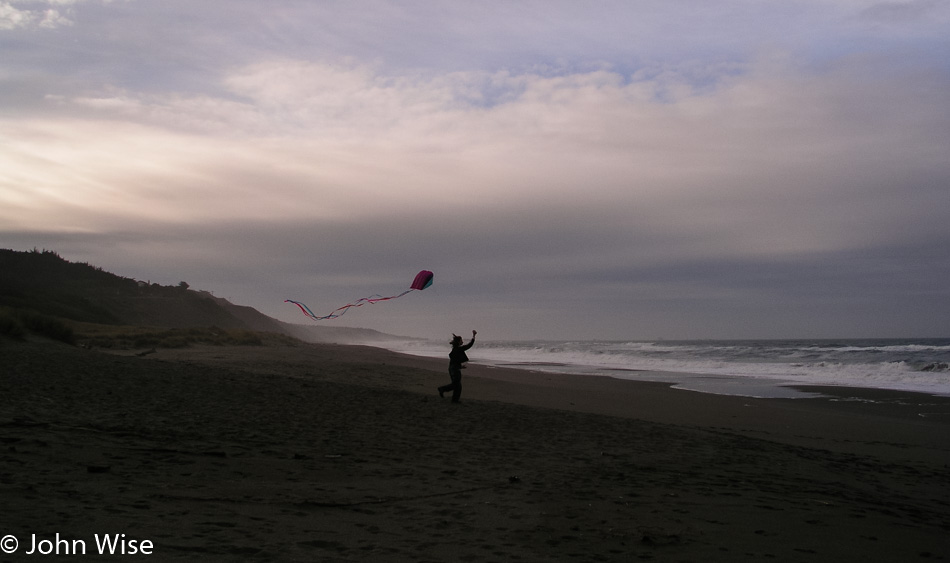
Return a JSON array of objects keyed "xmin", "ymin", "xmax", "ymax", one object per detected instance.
[{"xmin": 1, "ymin": 339, "xmax": 948, "ymax": 561}]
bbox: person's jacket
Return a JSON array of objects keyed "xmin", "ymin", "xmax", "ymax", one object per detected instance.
[{"xmin": 449, "ymin": 338, "xmax": 475, "ymax": 368}]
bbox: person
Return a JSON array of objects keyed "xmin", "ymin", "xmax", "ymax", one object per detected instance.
[{"xmin": 438, "ymin": 330, "xmax": 476, "ymax": 403}]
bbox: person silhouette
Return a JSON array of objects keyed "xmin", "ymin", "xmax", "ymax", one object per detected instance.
[{"xmin": 438, "ymin": 330, "xmax": 476, "ymax": 403}]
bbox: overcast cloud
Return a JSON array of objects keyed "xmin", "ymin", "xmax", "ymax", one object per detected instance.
[{"xmin": 2, "ymin": 1, "xmax": 948, "ymax": 339}]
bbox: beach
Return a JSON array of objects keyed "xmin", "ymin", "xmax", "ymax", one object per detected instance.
[{"xmin": 1, "ymin": 339, "xmax": 949, "ymax": 561}]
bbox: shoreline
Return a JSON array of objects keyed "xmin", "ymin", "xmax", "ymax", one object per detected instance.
[
  {"xmin": 381, "ymin": 339, "xmax": 950, "ymax": 400},
  {"xmin": 147, "ymin": 341, "xmax": 950, "ymax": 461}
]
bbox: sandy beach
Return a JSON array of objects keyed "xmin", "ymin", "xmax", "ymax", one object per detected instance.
[{"xmin": 1, "ymin": 339, "xmax": 949, "ymax": 561}]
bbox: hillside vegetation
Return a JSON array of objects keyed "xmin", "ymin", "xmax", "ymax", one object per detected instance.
[
  {"xmin": 0, "ymin": 248, "xmax": 402, "ymax": 348},
  {"xmin": 0, "ymin": 249, "xmax": 277, "ymax": 347}
]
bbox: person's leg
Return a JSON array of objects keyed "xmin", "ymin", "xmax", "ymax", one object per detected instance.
[
  {"xmin": 438, "ymin": 367, "xmax": 456, "ymax": 397},
  {"xmin": 450, "ymin": 369, "xmax": 462, "ymax": 403}
]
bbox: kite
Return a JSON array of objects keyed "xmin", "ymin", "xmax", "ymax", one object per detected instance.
[{"xmin": 285, "ymin": 270, "xmax": 433, "ymax": 320}]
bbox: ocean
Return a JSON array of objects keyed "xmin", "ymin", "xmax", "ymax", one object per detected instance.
[{"xmin": 387, "ymin": 338, "xmax": 950, "ymax": 399}]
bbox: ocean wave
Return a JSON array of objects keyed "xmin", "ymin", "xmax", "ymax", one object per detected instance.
[{"xmin": 389, "ymin": 338, "xmax": 950, "ymax": 396}]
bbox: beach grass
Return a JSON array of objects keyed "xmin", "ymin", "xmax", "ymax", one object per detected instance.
[
  {"xmin": 69, "ymin": 322, "xmax": 301, "ymax": 350},
  {"xmin": 0, "ymin": 306, "xmax": 75, "ymax": 344}
]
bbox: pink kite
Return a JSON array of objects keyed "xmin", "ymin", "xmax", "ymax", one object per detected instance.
[{"xmin": 286, "ymin": 270, "xmax": 433, "ymax": 320}]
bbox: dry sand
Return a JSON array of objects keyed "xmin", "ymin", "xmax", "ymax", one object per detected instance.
[{"xmin": 1, "ymin": 339, "xmax": 949, "ymax": 561}]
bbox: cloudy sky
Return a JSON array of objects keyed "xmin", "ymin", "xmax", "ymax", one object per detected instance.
[{"xmin": 2, "ymin": 0, "xmax": 949, "ymax": 340}]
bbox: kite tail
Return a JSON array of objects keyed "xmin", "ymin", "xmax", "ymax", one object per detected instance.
[
  {"xmin": 284, "ymin": 299, "xmax": 334, "ymax": 320},
  {"xmin": 285, "ymin": 289, "xmax": 417, "ymax": 321},
  {"xmin": 366, "ymin": 289, "xmax": 414, "ymax": 303}
]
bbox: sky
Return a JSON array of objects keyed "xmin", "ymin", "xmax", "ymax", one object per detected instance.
[{"xmin": 2, "ymin": 0, "xmax": 949, "ymax": 340}]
